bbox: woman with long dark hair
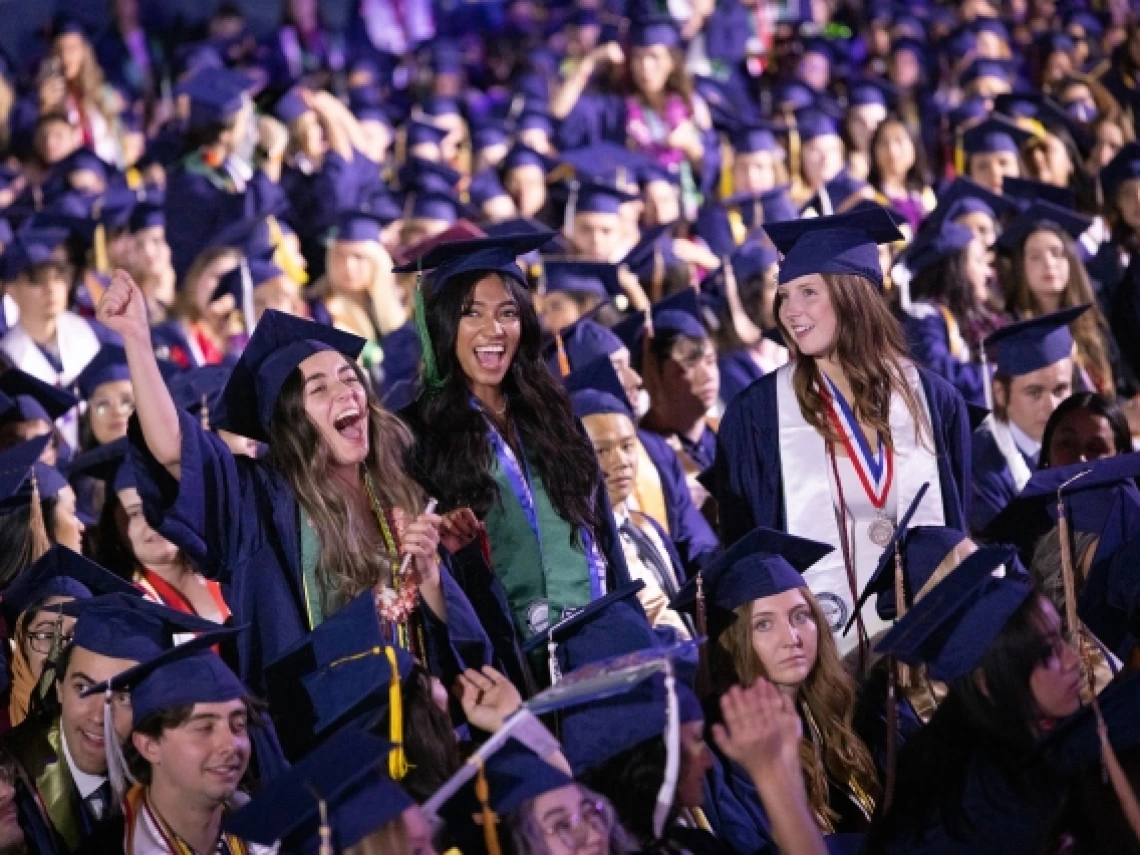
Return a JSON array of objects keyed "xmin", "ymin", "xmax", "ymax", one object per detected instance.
[
  {"xmin": 710, "ymin": 207, "xmax": 972, "ymax": 664},
  {"xmin": 96, "ymin": 269, "xmax": 489, "ymax": 692},
  {"xmin": 868, "ymin": 552, "xmax": 1083, "ymax": 853},
  {"xmin": 397, "ymin": 232, "xmax": 631, "ymax": 691}
]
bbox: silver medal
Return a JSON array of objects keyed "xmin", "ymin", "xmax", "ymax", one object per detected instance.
[{"xmin": 868, "ymin": 515, "xmax": 894, "ymax": 548}]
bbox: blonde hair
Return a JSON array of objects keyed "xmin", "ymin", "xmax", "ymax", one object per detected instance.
[
  {"xmin": 343, "ymin": 814, "xmax": 407, "ymax": 855},
  {"xmin": 321, "ymin": 240, "xmax": 408, "ymax": 340},
  {"xmin": 716, "ymin": 589, "xmax": 880, "ymax": 831}
]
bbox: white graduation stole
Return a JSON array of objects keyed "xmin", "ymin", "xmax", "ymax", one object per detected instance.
[
  {"xmin": 987, "ymin": 416, "xmax": 1033, "ymax": 492},
  {"xmin": 775, "ymin": 361, "xmax": 946, "ymax": 655}
]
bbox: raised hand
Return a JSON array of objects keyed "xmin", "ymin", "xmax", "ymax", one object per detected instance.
[
  {"xmin": 439, "ymin": 507, "xmax": 482, "ymax": 554},
  {"xmin": 455, "ymin": 666, "xmax": 522, "ymax": 734},
  {"xmin": 712, "ymin": 679, "xmax": 803, "ymax": 780},
  {"xmin": 392, "ymin": 506, "xmax": 443, "ymax": 589},
  {"xmin": 97, "ymin": 270, "xmax": 151, "ymax": 345}
]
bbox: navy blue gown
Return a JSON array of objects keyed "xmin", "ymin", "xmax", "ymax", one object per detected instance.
[{"xmin": 968, "ymin": 424, "xmax": 1033, "ymax": 536}]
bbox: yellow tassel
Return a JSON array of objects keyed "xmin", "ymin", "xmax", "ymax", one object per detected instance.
[
  {"xmin": 893, "ymin": 541, "xmax": 911, "ymax": 688},
  {"xmin": 93, "ymin": 223, "xmax": 110, "ymax": 275},
  {"xmin": 386, "ymin": 646, "xmax": 409, "ymax": 780},
  {"xmin": 474, "ymin": 758, "xmax": 502, "ymax": 855},
  {"xmin": 267, "ymin": 216, "xmax": 309, "ymax": 286},
  {"xmin": 555, "ymin": 333, "xmax": 571, "ymax": 378},
  {"xmin": 719, "ymin": 138, "xmax": 734, "ymax": 201},
  {"xmin": 954, "ymin": 130, "xmax": 966, "ymax": 177},
  {"xmin": 1057, "ymin": 491, "xmax": 1081, "ymax": 644},
  {"xmin": 27, "ymin": 469, "xmax": 51, "ymax": 561}
]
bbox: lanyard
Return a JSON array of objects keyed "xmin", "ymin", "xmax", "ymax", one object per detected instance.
[{"xmin": 820, "ymin": 375, "xmax": 892, "ymax": 510}]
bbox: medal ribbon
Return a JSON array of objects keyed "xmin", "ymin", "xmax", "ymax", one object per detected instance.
[{"xmin": 820, "ymin": 375, "xmax": 893, "ymax": 511}]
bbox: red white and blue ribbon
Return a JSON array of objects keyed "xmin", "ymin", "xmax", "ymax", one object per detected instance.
[{"xmin": 820, "ymin": 375, "xmax": 893, "ymax": 510}]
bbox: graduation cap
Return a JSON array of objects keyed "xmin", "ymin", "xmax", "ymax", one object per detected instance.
[
  {"xmin": 925, "ymin": 177, "xmax": 1021, "ymax": 233},
  {"xmin": 566, "ymin": 356, "xmax": 634, "ymax": 421},
  {"xmin": 543, "ymin": 260, "xmax": 621, "ymax": 302},
  {"xmin": 64, "ymin": 437, "xmax": 136, "ymax": 499},
  {"xmin": 166, "ymin": 365, "xmax": 231, "ymax": 429},
  {"xmin": 618, "ymin": 221, "xmax": 680, "ymax": 286},
  {"xmin": 74, "ymin": 345, "xmax": 130, "ymax": 401},
  {"xmin": 224, "ymin": 729, "xmax": 416, "ymax": 853},
  {"xmin": 264, "ymin": 590, "xmax": 415, "ymax": 767},
  {"xmin": 629, "ymin": 15, "xmax": 681, "ymax": 48},
  {"xmin": 1099, "ymin": 142, "xmax": 1140, "ymax": 206},
  {"xmin": 572, "ymin": 181, "xmax": 639, "ymax": 217},
  {"xmin": 65, "ymin": 591, "xmax": 223, "ymax": 663},
  {"xmin": 794, "ymin": 109, "xmax": 840, "ymax": 144},
  {"xmin": 0, "ymin": 228, "xmax": 70, "ymax": 281},
  {"xmin": 500, "ymin": 143, "xmax": 556, "ymax": 174},
  {"xmin": 1001, "ymin": 176, "xmax": 1077, "ymax": 210},
  {"xmin": 905, "ymin": 221, "xmax": 975, "ymax": 274},
  {"xmin": 0, "ymin": 545, "xmax": 136, "ymax": 627},
  {"xmin": 961, "ymin": 115, "xmax": 1034, "ymax": 156},
  {"xmin": 890, "ymin": 36, "xmax": 926, "ymax": 58},
  {"xmin": 996, "ymin": 201, "xmax": 1090, "ymax": 252},
  {"xmin": 210, "ymin": 257, "xmax": 283, "ymax": 312},
  {"xmin": 397, "ymin": 157, "xmax": 461, "ymax": 194},
  {"xmin": 405, "ymin": 189, "xmax": 476, "ymax": 225},
  {"xmin": 0, "ymin": 435, "xmax": 68, "ymax": 516},
  {"xmin": 959, "ymin": 58, "xmax": 1016, "ymax": 91},
  {"xmin": 0, "ymin": 368, "xmax": 77, "ymax": 424},
  {"xmin": 728, "ymin": 186, "xmax": 800, "ymax": 229},
  {"xmin": 471, "ymin": 122, "xmax": 509, "ymax": 153},
  {"xmin": 406, "ymin": 119, "xmax": 449, "ymax": 150},
  {"xmin": 518, "ymin": 107, "xmax": 554, "ymax": 136},
  {"xmin": 128, "ymin": 201, "xmax": 164, "ymax": 234},
  {"xmin": 182, "ymin": 67, "xmax": 250, "ymax": 131},
  {"xmin": 983, "ymin": 304, "xmax": 1088, "ymax": 377},
  {"xmin": 800, "ymin": 170, "xmax": 876, "ymax": 218},
  {"xmin": 214, "ymin": 310, "xmax": 365, "ymax": 443},
  {"xmin": 543, "ymin": 317, "xmax": 625, "ymax": 376},
  {"xmin": 482, "ymin": 218, "xmax": 565, "ymax": 253},
  {"xmin": 729, "ymin": 122, "xmax": 782, "ymax": 155},
  {"xmin": 330, "ymin": 209, "xmax": 387, "ymax": 245},
  {"xmin": 848, "ymin": 77, "xmax": 896, "ymax": 109},
  {"xmin": 672, "ymin": 526, "xmax": 832, "ymax": 638},
  {"xmin": 422, "ymin": 95, "xmax": 461, "ymax": 118},
  {"xmin": 874, "ymin": 545, "xmax": 1029, "ymax": 681},
  {"xmin": 558, "ymin": 143, "xmax": 641, "ymax": 187},
  {"xmin": 764, "ymin": 204, "xmax": 904, "ymax": 288}
]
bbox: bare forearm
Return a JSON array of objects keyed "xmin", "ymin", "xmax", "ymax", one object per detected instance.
[
  {"xmin": 123, "ymin": 333, "xmax": 183, "ymax": 475},
  {"xmin": 551, "ymin": 58, "xmax": 595, "ymax": 120},
  {"xmin": 749, "ymin": 765, "xmax": 828, "ymax": 855}
]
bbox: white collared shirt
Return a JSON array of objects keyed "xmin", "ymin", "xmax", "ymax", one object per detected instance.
[
  {"xmin": 1008, "ymin": 419, "xmax": 1042, "ymax": 466},
  {"xmin": 60, "ymin": 726, "xmax": 108, "ymax": 801}
]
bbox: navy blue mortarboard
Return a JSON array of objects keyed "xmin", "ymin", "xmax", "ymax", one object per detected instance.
[
  {"xmin": 905, "ymin": 221, "xmax": 975, "ymax": 273},
  {"xmin": 874, "ymin": 546, "xmax": 1030, "ymax": 681},
  {"xmin": 1064, "ymin": 9, "xmax": 1104, "ymax": 37},
  {"xmin": 331, "ymin": 210, "xmax": 386, "ymax": 244},
  {"xmin": 74, "ymin": 345, "xmax": 130, "ymax": 400},
  {"xmin": 214, "ymin": 310, "xmax": 365, "ymax": 443},
  {"xmin": 264, "ymin": 590, "xmax": 414, "ymax": 757},
  {"xmin": 543, "ymin": 260, "xmax": 619, "ymax": 301},
  {"xmin": 128, "ymin": 201, "xmax": 164, "ymax": 234},
  {"xmin": 983, "ymin": 305, "xmax": 1088, "ymax": 377},
  {"xmin": 559, "ymin": 142, "xmax": 641, "ymax": 187},
  {"xmin": 774, "ymin": 80, "xmax": 817, "ymax": 112},
  {"xmin": 85, "ymin": 627, "xmax": 246, "ymax": 726},
  {"xmin": 0, "ymin": 228, "xmax": 69, "ymax": 281},
  {"xmin": 996, "ymin": 201, "xmax": 1091, "ymax": 252},
  {"xmin": 672, "ymin": 527, "xmax": 832, "ymax": 631},
  {"xmin": 392, "ymin": 231, "xmax": 556, "ymax": 292},
  {"xmin": 959, "ymin": 59, "xmax": 1016, "ymax": 91},
  {"xmin": 224, "ymin": 729, "xmax": 415, "ymax": 855},
  {"xmin": 727, "ymin": 187, "xmax": 799, "ymax": 228},
  {"xmin": 575, "ymin": 181, "xmax": 638, "ymax": 216},
  {"xmin": 651, "ymin": 288, "xmax": 707, "ymax": 340},
  {"xmin": 66, "ymin": 592, "xmax": 221, "ymax": 663},
  {"xmin": 406, "ymin": 189, "xmax": 474, "ymax": 224},
  {"xmin": 970, "ymin": 16, "xmax": 1010, "ymax": 42},
  {"xmin": 211, "ymin": 258, "xmax": 284, "ymax": 309},
  {"xmin": 1001, "ymin": 176, "xmax": 1076, "ymax": 210},
  {"xmin": 765, "ymin": 205, "xmax": 904, "ymax": 288},
  {"xmin": 848, "ymin": 78, "xmax": 895, "ymax": 109},
  {"xmin": 272, "ymin": 87, "xmax": 310, "ymax": 124},
  {"xmin": 167, "ymin": 365, "xmax": 231, "ymax": 427},
  {"xmin": 520, "ymin": 581, "xmax": 651, "ymax": 669},
  {"xmin": 1100, "ymin": 142, "xmax": 1140, "ymax": 206},
  {"xmin": 629, "ymin": 16, "xmax": 681, "ymax": 49},
  {"xmin": 406, "ymin": 119, "xmax": 449, "ymax": 150},
  {"xmin": 500, "ymin": 143, "xmax": 554, "ymax": 174},
  {"xmin": 962, "ymin": 115, "xmax": 1033, "ymax": 156},
  {"xmin": 567, "ymin": 357, "xmax": 634, "ymax": 420},
  {"xmin": 638, "ymin": 159, "xmax": 681, "ymax": 188},
  {"xmin": 0, "ymin": 368, "xmax": 77, "ymax": 423},
  {"xmin": 0, "ymin": 545, "xmax": 136, "ymax": 626},
  {"xmin": 545, "ymin": 317, "xmax": 625, "ymax": 374},
  {"xmin": 399, "ymin": 157, "xmax": 461, "ymax": 194},
  {"xmin": 64, "ymin": 436, "xmax": 136, "ymax": 495},
  {"xmin": 730, "ymin": 122, "xmax": 781, "ymax": 155},
  {"xmin": 0, "ymin": 436, "xmax": 67, "ymax": 515},
  {"xmin": 619, "ymin": 222, "xmax": 679, "ymax": 282},
  {"xmin": 926, "ymin": 177, "xmax": 1020, "ymax": 231},
  {"xmin": 483, "ymin": 218, "xmax": 566, "ymax": 253},
  {"xmin": 801, "ymin": 171, "xmax": 876, "ymax": 217},
  {"xmin": 795, "ymin": 109, "xmax": 840, "ymax": 143},
  {"xmin": 472, "ymin": 122, "xmax": 509, "ymax": 153},
  {"xmin": 182, "ymin": 68, "xmax": 249, "ymax": 131}
]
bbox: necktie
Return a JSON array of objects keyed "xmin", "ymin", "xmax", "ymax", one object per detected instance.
[
  {"xmin": 86, "ymin": 781, "xmax": 111, "ymax": 822},
  {"xmin": 621, "ymin": 519, "xmax": 677, "ymax": 598}
]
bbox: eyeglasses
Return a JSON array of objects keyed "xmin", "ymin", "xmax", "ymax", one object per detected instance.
[
  {"xmin": 25, "ymin": 628, "xmax": 74, "ymax": 656},
  {"xmin": 542, "ymin": 800, "xmax": 609, "ymax": 849},
  {"xmin": 92, "ymin": 397, "xmax": 135, "ymax": 418}
]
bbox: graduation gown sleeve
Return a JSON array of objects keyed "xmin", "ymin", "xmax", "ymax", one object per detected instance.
[
  {"xmin": 639, "ymin": 430, "xmax": 720, "ymax": 574},
  {"xmin": 968, "ymin": 425, "xmax": 1018, "ymax": 536},
  {"xmin": 901, "ymin": 306, "xmax": 986, "ymax": 407},
  {"xmin": 919, "ymin": 368, "xmax": 972, "ymax": 534},
  {"xmin": 704, "ymin": 751, "xmax": 777, "ymax": 855},
  {"xmin": 718, "ymin": 350, "xmax": 765, "ymax": 410}
]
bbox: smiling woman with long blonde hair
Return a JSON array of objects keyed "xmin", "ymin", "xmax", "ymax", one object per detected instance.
[{"xmin": 709, "ymin": 207, "xmax": 972, "ymax": 664}]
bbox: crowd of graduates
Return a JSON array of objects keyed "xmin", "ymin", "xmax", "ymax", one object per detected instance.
[{"xmin": 6, "ymin": 0, "xmax": 1140, "ymax": 852}]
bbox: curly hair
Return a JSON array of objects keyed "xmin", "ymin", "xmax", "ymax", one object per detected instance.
[
  {"xmin": 714, "ymin": 588, "xmax": 881, "ymax": 831},
  {"xmin": 266, "ymin": 360, "xmax": 424, "ymax": 615},
  {"xmin": 411, "ymin": 270, "xmax": 603, "ymax": 538},
  {"xmin": 776, "ymin": 272, "xmax": 932, "ymax": 451}
]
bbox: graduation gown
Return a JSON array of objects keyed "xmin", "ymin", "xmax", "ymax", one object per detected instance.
[
  {"xmin": 638, "ymin": 430, "xmax": 720, "ymax": 575},
  {"xmin": 900, "ymin": 302, "xmax": 986, "ymax": 407},
  {"xmin": 2, "ymin": 716, "xmax": 107, "ymax": 855},
  {"xmin": 969, "ymin": 423, "xmax": 1034, "ymax": 536},
  {"xmin": 710, "ymin": 363, "xmax": 971, "ymax": 546},
  {"xmin": 127, "ymin": 408, "xmax": 491, "ymax": 692},
  {"xmin": 718, "ymin": 350, "xmax": 765, "ymax": 410}
]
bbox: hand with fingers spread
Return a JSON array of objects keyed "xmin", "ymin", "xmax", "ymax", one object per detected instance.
[
  {"xmin": 456, "ymin": 666, "xmax": 522, "ymax": 734},
  {"xmin": 713, "ymin": 679, "xmax": 802, "ymax": 781},
  {"xmin": 97, "ymin": 269, "xmax": 152, "ymax": 345},
  {"xmin": 439, "ymin": 507, "xmax": 482, "ymax": 554}
]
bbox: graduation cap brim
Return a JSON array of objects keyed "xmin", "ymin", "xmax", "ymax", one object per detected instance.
[
  {"xmin": 982, "ymin": 304, "xmax": 1089, "ymax": 376},
  {"xmin": 763, "ymin": 205, "xmax": 905, "ymax": 257},
  {"xmin": 995, "ymin": 200, "xmax": 1091, "ymax": 251},
  {"xmin": 81, "ymin": 624, "xmax": 243, "ymax": 697},
  {"xmin": 391, "ymin": 232, "xmax": 557, "ymax": 292},
  {"xmin": 0, "ymin": 369, "xmax": 78, "ymax": 421},
  {"xmin": 522, "ymin": 581, "xmax": 645, "ymax": 654},
  {"xmin": 845, "ymin": 483, "xmax": 932, "ymax": 635},
  {"xmin": 0, "ymin": 545, "xmax": 137, "ymax": 624}
]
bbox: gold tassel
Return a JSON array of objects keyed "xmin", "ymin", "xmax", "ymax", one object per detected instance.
[
  {"xmin": 1056, "ymin": 484, "xmax": 1083, "ymax": 644},
  {"xmin": 555, "ymin": 333, "xmax": 571, "ymax": 378},
  {"xmin": 474, "ymin": 758, "xmax": 502, "ymax": 855},
  {"xmin": 267, "ymin": 216, "xmax": 309, "ymax": 286},
  {"xmin": 893, "ymin": 541, "xmax": 911, "ymax": 689},
  {"xmin": 1092, "ymin": 694, "xmax": 1140, "ymax": 841},
  {"xmin": 385, "ymin": 646, "xmax": 409, "ymax": 780},
  {"xmin": 27, "ymin": 469, "xmax": 51, "ymax": 560},
  {"xmin": 307, "ymin": 784, "xmax": 333, "ymax": 855},
  {"xmin": 719, "ymin": 137, "xmax": 734, "ymax": 201},
  {"xmin": 954, "ymin": 129, "xmax": 966, "ymax": 177},
  {"xmin": 93, "ymin": 223, "xmax": 110, "ymax": 275}
]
